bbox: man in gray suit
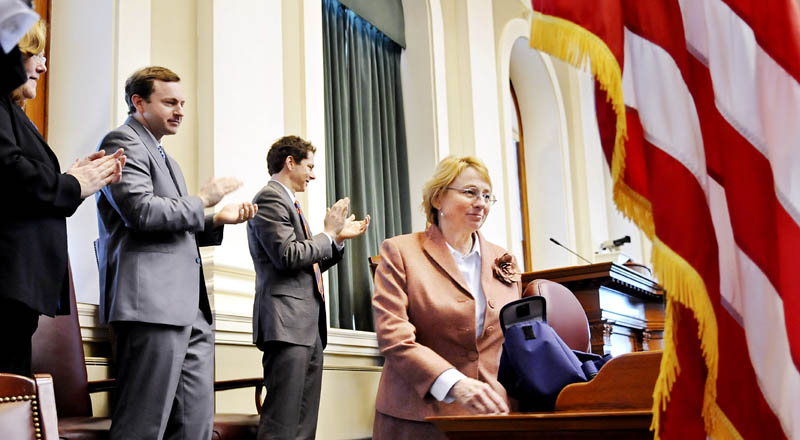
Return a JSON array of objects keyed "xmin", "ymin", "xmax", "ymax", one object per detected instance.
[
  {"xmin": 96, "ymin": 66, "xmax": 257, "ymax": 440},
  {"xmin": 247, "ymin": 135, "xmax": 369, "ymax": 439}
]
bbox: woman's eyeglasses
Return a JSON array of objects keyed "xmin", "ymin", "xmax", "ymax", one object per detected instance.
[
  {"xmin": 445, "ymin": 187, "xmax": 498, "ymax": 205},
  {"xmin": 29, "ymin": 53, "xmax": 46, "ymax": 66}
]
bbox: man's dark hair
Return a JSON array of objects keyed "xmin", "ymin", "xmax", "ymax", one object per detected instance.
[
  {"xmin": 124, "ymin": 66, "xmax": 180, "ymax": 115},
  {"xmin": 267, "ymin": 135, "xmax": 316, "ymax": 175}
]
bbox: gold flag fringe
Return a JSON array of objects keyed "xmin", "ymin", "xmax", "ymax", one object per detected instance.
[
  {"xmin": 528, "ymin": 11, "xmax": 741, "ymax": 439},
  {"xmin": 529, "ymin": 13, "xmax": 628, "ymax": 186}
]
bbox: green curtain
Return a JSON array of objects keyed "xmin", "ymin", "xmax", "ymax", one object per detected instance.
[{"xmin": 322, "ymin": 0, "xmax": 411, "ymax": 331}]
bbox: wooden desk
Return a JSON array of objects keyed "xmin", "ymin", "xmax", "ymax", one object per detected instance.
[
  {"xmin": 428, "ymin": 410, "xmax": 653, "ymax": 439},
  {"xmin": 522, "ymin": 263, "xmax": 665, "ymax": 355},
  {"xmin": 429, "ymin": 351, "xmax": 661, "ymax": 439}
]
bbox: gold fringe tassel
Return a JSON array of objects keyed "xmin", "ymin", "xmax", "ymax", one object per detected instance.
[
  {"xmin": 529, "ymin": 12, "xmax": 652, "ymax": 237},
  {"xmin": 528, "ymin": 12, "xmax": 628, "ymax": 181},
  {"xmin": 651, "ymin": 239, "xmax": 741, "ymax": 440}
]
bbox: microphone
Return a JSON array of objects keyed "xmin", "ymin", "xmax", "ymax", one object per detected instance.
[
  {"xmin": 599, "ymin": 235, "xmax": 631, "ymax": 251},
  {"xmin": 549, "ymin": 238, "xmax": 593, "ymax": 265}
]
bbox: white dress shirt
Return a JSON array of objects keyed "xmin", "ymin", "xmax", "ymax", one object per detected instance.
[{"xmin": 429, "ymin": 234, "xmax": 487, "ymax": 402}]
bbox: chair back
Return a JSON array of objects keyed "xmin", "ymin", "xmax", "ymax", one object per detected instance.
[
  {"xmin": 368, "ymin": 255, "xmax": 382, "ymax": 279},
  {"xmin": 0, "ymin": 373, "xmax": 60, "ymax": 439},
  {"xmin": 523, "ymin": 279, "xmax": 591, "ymax": 352},
  {"xmin": 31, "ymin": 268, "xmax": 93, "ymax": 418}
]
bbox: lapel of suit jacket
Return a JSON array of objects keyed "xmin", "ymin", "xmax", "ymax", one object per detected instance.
[
  {"xmin": 477, "ymin": 231, "xmax": 498, "ymax": 303},
  {"xmin": 20, "ymin": 110, "xmax": 59, "ymax": 168},
  {"xmin": 267, "ymin": 180, "xmax": 306, "ymax": 238},
  {"xmin": 422, "ymin": 224, "xmax": 473, "ymax": 298},
  {"xmin": 125, "ymin": 116, "xmax": 172, "ymax": 184}
]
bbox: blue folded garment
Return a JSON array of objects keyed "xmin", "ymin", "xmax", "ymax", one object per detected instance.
[{"xmin": 497, "ymin": 297, "xmax": 611, "ymax": 412}]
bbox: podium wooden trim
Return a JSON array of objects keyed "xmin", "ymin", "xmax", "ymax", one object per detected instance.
[
  {"xmin": 520, "ymin": 262, "xmax": 663, "ymax": 301},
  {"xmin": 428, "ymin": 410, "xmax": 653, "ymax": 439}
]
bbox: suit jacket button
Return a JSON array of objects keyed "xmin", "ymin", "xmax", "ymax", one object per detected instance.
[{"xmin": 195, "ymin": 257, "xmax": 202, "ymax": 264}]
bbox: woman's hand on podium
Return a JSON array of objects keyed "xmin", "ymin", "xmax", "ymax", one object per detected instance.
[{"xmin": 448, "ymin": 377, "xmax": 509, "ymax": 415}]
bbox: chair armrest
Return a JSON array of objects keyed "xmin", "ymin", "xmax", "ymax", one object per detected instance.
[
  {"xmin": 87, "ymin": 378, "xmax": 116, "ymax": 393},
  {"xmin": 213, "ymin": 377, "xmax": 263, "ymax": 392},
  {"xmin": 34, "ymin": 374, "xmax": 59, "ymax": 439},
  {"xmin": 214, "ymin": 377, "xmax": 265, "ymax": 414}
]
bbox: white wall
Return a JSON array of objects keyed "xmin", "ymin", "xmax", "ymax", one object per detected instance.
[{"xmin": 49, "ymin": 0, "xmax": 115, "ymax": 304}]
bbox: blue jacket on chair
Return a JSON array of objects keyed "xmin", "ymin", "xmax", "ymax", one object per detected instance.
[{"xmin": 497, "ymin": 296, "xmax": 611, "ymax": 412}]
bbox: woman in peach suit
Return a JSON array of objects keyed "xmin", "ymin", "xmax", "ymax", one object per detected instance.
[{"xmin": 372, "ymin": 156, "xmax": 523, "ymax": 439}]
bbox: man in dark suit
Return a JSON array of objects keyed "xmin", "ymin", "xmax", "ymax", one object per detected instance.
[
  {"xmin": 0, "ymin": 18, "xmax": 124, "ymax": 377},
  {"xmin": 96, "ymin": 66, "xmax": 256, "ymax": 440},
  {"xmin": 247, "ymin": 135, "xmax": 369, "ymax": 439}
]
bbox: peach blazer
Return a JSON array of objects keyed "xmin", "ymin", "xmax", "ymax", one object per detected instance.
[{"xmin": 372, "ymin": 225, "xmax": 522, "ymax": 421}]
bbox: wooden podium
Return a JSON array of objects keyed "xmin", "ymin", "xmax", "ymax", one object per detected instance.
[
  {"xmin": 521, "ymin": 262, "xmax": 665, "ymax": 356},
  {"xmin": 428, "ymin": 264, "xmax": 665, "ymax": 439},
  {"xmin": 428, "ymin": 351, "xmax": 661, "ymax": 439}
]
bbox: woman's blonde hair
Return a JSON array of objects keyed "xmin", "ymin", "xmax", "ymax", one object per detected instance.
[
  {"xmin": 18, "ymin": 20, "xmax": 46, "ymax": 56},
  {"xmin": 421, "ymin": 155, "xmax": 492, "ymax": 225}
]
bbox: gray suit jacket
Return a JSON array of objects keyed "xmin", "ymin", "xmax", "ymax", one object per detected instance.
[
  {"xmin": 95, "ymin": 117, "xmax": 223, "ymax": 326},
  {"xmin": 247, "ymin": 180, "xmax": 343, "ymax": 349}
]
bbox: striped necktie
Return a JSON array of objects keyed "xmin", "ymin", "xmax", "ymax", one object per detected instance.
[{"xmin": 294, "ymin": 200, "xmax": 325, "ymax": 301}]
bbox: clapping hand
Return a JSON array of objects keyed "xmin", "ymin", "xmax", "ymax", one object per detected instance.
[
  {"xmin": 198, "ymin": 177, "xmax": 243, "ymax": 208},
  {"xmin": 67, "ymin": 149, "xmax": 127, "ymax": 198},
  {"xmin": 337, "ymin": 214, "xmax": 370, "ymax": 242},
  {"xmin": 213, "ymin": 202, "xmax": 258, "ymax": 226},
  {"xmin": 323, "ymin": 197, "xmax": 350, "ymax": 238}
]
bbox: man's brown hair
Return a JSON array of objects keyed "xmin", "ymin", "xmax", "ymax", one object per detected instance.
[
  {"xmin": 124, "ymin": 66, "xmax": 180, "ymax": 115},
  {"xmin": 266, "ymin": 136, "xmax": 316, "ymax": 175}
]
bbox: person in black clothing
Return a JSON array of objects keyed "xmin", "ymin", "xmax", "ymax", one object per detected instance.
[{"xmin": 0, "ymin": 20, "xmax": 125, "ymax": 377}]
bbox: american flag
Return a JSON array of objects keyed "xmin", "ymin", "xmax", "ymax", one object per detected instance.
[{"xmin": 528, "ymin": 0, "xmax": 800, "ymax": 438}]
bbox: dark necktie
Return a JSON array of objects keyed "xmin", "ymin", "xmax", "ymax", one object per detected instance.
[
  {"xmin": 294, "ymin": 200, "xmax": 325, "ymax": 301},
  {"xmin": 157, "ymin": 145, "xmax": 182, "ymax": 196}
]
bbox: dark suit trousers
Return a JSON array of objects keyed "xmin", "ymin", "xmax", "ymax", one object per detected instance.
[
  {"xmin": 258, "ymin": 334, "xmax": 323, "ymax": 440},
  {"xmin": 0, "ymin": 298, "xmax": 39, "ymax": 376},
  {"xmin": 109, "ymin": 309, "xmax": 214, "ymax": 440}
]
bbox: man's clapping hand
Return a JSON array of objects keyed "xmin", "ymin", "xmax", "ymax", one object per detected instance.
[
  {"xmin": 323, "ymin": 197, "xmax": 370, "ymax": 244},
  {"xmin": 337, "ymin": 214, "xmax": 370, "ymax": 242},
  {"xmin": 198, "ymin": 177, "xmax": 243, "ymax": 208},
  {"xmin": 213, "ymin": 202, "xmax": 257, "ymax": 226}
]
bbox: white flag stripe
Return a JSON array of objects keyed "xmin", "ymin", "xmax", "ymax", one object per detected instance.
[
  {"xmin": 677, "ymin": 0, "xmax": 709, "ymax": 64},
  {"xmin": 709, "ymin": 179, "xmax": 799, "ymax": 438},
  {"xmin": 687, "ymin": 0, "xmax": 800, "ymax": 226},
  {"xmin": 622, "ymin": 28, "xmax": 707, "ymax": 193}
]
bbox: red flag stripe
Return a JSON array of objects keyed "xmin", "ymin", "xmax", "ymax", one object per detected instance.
[{"xmin": 720, "ymin": 0, "xmax": 800, "ymax": 83}]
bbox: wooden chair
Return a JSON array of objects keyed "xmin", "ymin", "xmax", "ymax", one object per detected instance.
[
  {"xmin": 369, "ymin": 255, "xmax": 382, "ymax": 279},
  {"xmin": 523, "ymin": 279, "xmax": 591, "ymax": 352},
  {"xmin": 0, "ymin": 373, "xmax": 59, "ymax": 439},
  {"xmin": 31, "ymin": 271, "xmax": 263, "ymax": 439}
]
